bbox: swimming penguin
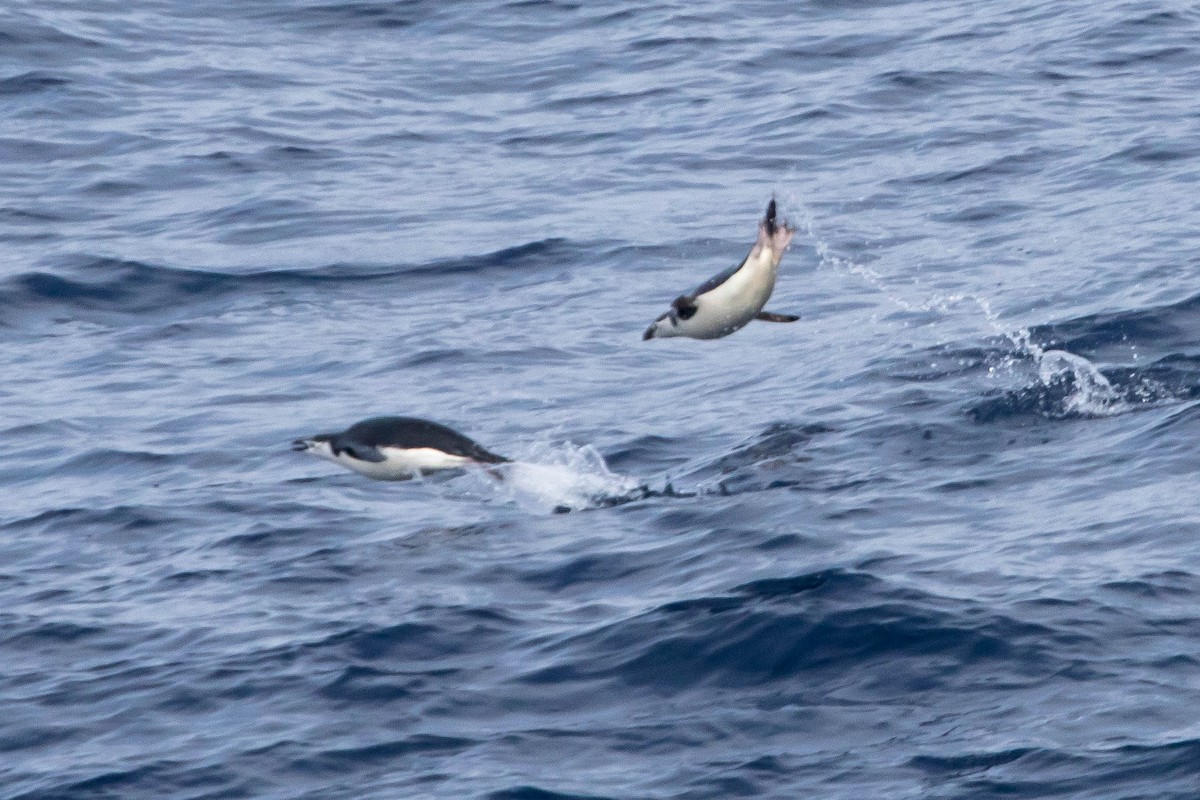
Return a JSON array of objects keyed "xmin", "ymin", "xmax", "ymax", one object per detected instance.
[
  {"xmin": 643, "ymin": 199, "xmax": 798, "ymax": 340},
  {"xmin": 292, "ymin": 416, "xmax": 509, "ymax": 480}
]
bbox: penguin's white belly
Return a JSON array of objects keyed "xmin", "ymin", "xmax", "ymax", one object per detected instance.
[
  {"xmin": 678, "ymin": 260, "xmax": 777, "ymax": 339},
  {"xmin": 333, "ymin": 447, "xmax": 471, "ymax": 480}
]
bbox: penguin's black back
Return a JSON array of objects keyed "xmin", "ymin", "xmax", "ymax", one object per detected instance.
[{"xmin": 340, "ymin": 417, "xmax": 509, "ymax": 463}]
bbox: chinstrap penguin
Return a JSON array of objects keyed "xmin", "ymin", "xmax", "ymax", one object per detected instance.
[
  {"xmin": 293, "ymin": 416, "xmax": 509, "ymax": 480},
  {"xmin": 643, "ymin": 199, "xmax": 798, "ymax": 340}
]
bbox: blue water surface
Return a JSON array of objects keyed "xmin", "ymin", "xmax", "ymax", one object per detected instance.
[{"xmin": 3, "ymin": 1, "xmax": 1200, "ymax": 798}]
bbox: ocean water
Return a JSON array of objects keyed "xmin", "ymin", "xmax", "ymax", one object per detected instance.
[{"xmin": 4, "ymin": 1, "xmax": 1200, "ymax": 798}]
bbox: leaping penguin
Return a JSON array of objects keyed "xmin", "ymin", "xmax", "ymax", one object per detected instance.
[
  {"xmin": 293, "ymin": 416, "xmax": 509, "ymax": 481},
  {"xmin": 643, "ymin": 198, "xmax": 798, "ymax": 340}
]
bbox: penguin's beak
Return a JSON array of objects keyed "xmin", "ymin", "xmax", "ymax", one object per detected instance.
[
  {"xmin": 292, "ymin": 439, "xmax": 312, "ymax": 452},
  {"xmin": 642, "ymin": 323, "xmax": 656, "ymax": 340}
]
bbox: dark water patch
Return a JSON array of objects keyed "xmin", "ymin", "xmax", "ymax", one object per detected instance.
[
  {"xmin": 0, "ymin": 133, "xmax": 159, "ymax": 164},
  {"xmin": 318, "ymin": 665, "xmax": 418, "ymax": 702},
  {"xmin": 604, "ymin": 434, "xmax": 693, "ymax": 473},
  {"xmin": 1112, "ymin": 9, "xmax": 1189, "ymax": 30},
  {"xmin": 732, "ymin": 570, "xmax": 837, "ymax": 598},
  {"xmin": 201, "ymin": 197, "xmax": 318, "ymax": 241},
  {"xmin": 261, "ymin": 144, "xmax": 338, "ymax": 162},
  {"xmin": 80, "ymin": 179, "xmax": 146, "ymax": 197},
  {"xmin": 295, "ymin": 734, "xmax": 476, "ymax": 774},
  {"xmin": 1100, "ymin": 570, "xmax": 1198, "ymax": 599},
  {"xmin": 504, "ymin": 0, "xmax": 583, "ymax": 10},
  {"xmin": 0, "ymin": 206, "xmax": 68, "ymax": 224},
  {"xmin": 487, "ymin": 787, "xmax": 618, "ymax": 800},
  {"xmin": 1090, "ymin": 46, "xmax": 1193, "ymax": 69},
  {"xmin": 1106, "ymin": 140, "xmax": 1195, "ymax": 164},
  {"xmin": 862, "ymin": 68, "xmax": 1007, "ymax": 111},
  {"xmin": 0, "ymin": 16, "xmax": 106, "ymax": 59},
  {"xmin": 708, "ymin": 422, "xmax": 835, "ymax": 473},
  {"xmin": 762, "ymin": 106, "xmax": 846, "ymax": 131},
  {"xmin": 187, "ymin": 149, "xmax": 258, "ymax": 174},
  {"xmin": 628, "ymin": 35, "xmax": 725, "ymax": 52},
  {"xmin": 61, "ymin": 448, "xmax": 176, "ymax": 473},
  {"xmin": 127, "ymin": 64, "xmax": 306, "ymax": 92},
  {"xmin": 0, "ymin": 71, "xmax": 70, "ymax": 97},
  {"xmin": 383, "ymin": 344, "xmax": 576, "ymax": 372},
  {"xmin": 406, "ymin": 237, "xmax": 600, "ymax": 278},
  {"xmin": 216, "ymin": 525, "xmax": 322, "ymax": 552},
  {"xmin": 3, "ymin": 504, "xmax": 183, "ymax": 537},
  {"xmin": 521, "ymin": 570, "xmax": 1065, "ymax": 697},
  {"xmin": 666, "ymin": 422, "xmax": 849, "ymax": 498},
  {"xmin": 899, "ymin": 147, "xmax": 1056, "ymax": 186},
  {"xmin": 2, "ymin": 621, "xmax": 106, "ymax": 648},
  {"xmin": 160, "ymin": 569, "xmax": 237, "ymax": 586},
  {"xmin": 252, "ymin": 0, "xmax": 435, "ymax": 32},
  {"xmin": 317, "ymin": 609, "xmax": 520, "ymax": 666},
  {"xmin": 909, "ymin": 746, "xmax": 1037, "ymax": 776},
  {"xmin": 743, "ymin": 33, "xmax": 904, "ymax": 72},
  {"xmin": 190, "ymin": 143, "xmax": 342, "ymax": 179},
  {"xmin": 519, "ymin": 550, "xmax": 655, "ymax": 593},
  {"xmin": 541, "ymin": 86, "xmax": 674, "ymax": 111},
  {"xmin": 930, "ymin": 200, "xmax": 1030, "ymax": 224},
  {"xmin": 0, "ymin": 724, "xmax": 74, "ymax": 753},
  {"xmin": 500, "ymin": 129, "xmax": 624, "ymax": 156}
]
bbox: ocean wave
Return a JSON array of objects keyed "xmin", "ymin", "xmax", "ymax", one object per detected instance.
[
  {"xmin": 519, "ymin": 570, "xmax": 1066, "ymax": 696},
  {"xmin": 0, "ymin": 70, "xmax": 70, "ymax": 97},
  {"xmin": 0, "ymin": 239, "xmax": 591, "ymax": 324}
]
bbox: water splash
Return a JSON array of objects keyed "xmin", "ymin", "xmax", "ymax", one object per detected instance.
[
  {"xmin": 1016, "ymin": 332, "xmax": 1131, "ymax": 417},
  {"xmin": 795, "ymin": 200, "xmax": 1142, "ymax": 418},
  {"xmin": 486, "ymin": 442, "xmax": 642, "ymax": 513}
]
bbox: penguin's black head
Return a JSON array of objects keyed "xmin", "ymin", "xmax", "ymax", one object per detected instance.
[{"xmin": 764, "ymin": 198, "xmax": 777, "ymax": 237}]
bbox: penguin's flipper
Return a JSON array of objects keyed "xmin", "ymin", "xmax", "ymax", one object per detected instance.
[
  {"xmin": 671, "ymin": 295, "xmax": 699, "ymax": 320},
  {"xmin": 340, "ymin": 442, "xmax": 387, "ymax": 463},
  {"xmin": 755, "ymin": 311, "xmax": 800, "ymax": 323}
]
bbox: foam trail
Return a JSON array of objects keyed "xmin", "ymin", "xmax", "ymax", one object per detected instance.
[
  {"xmin": 793, "ymin": 199, "xmax": 1136, "ymax": 416},
  {"xmin": 487, "ymin": 442, "xmax": 642, "ymax": 513}
]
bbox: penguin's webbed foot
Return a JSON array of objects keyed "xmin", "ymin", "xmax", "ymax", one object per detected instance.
[{"xmin": 755, "ymin": 311, "xmax": 800, "ymax": 323}]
